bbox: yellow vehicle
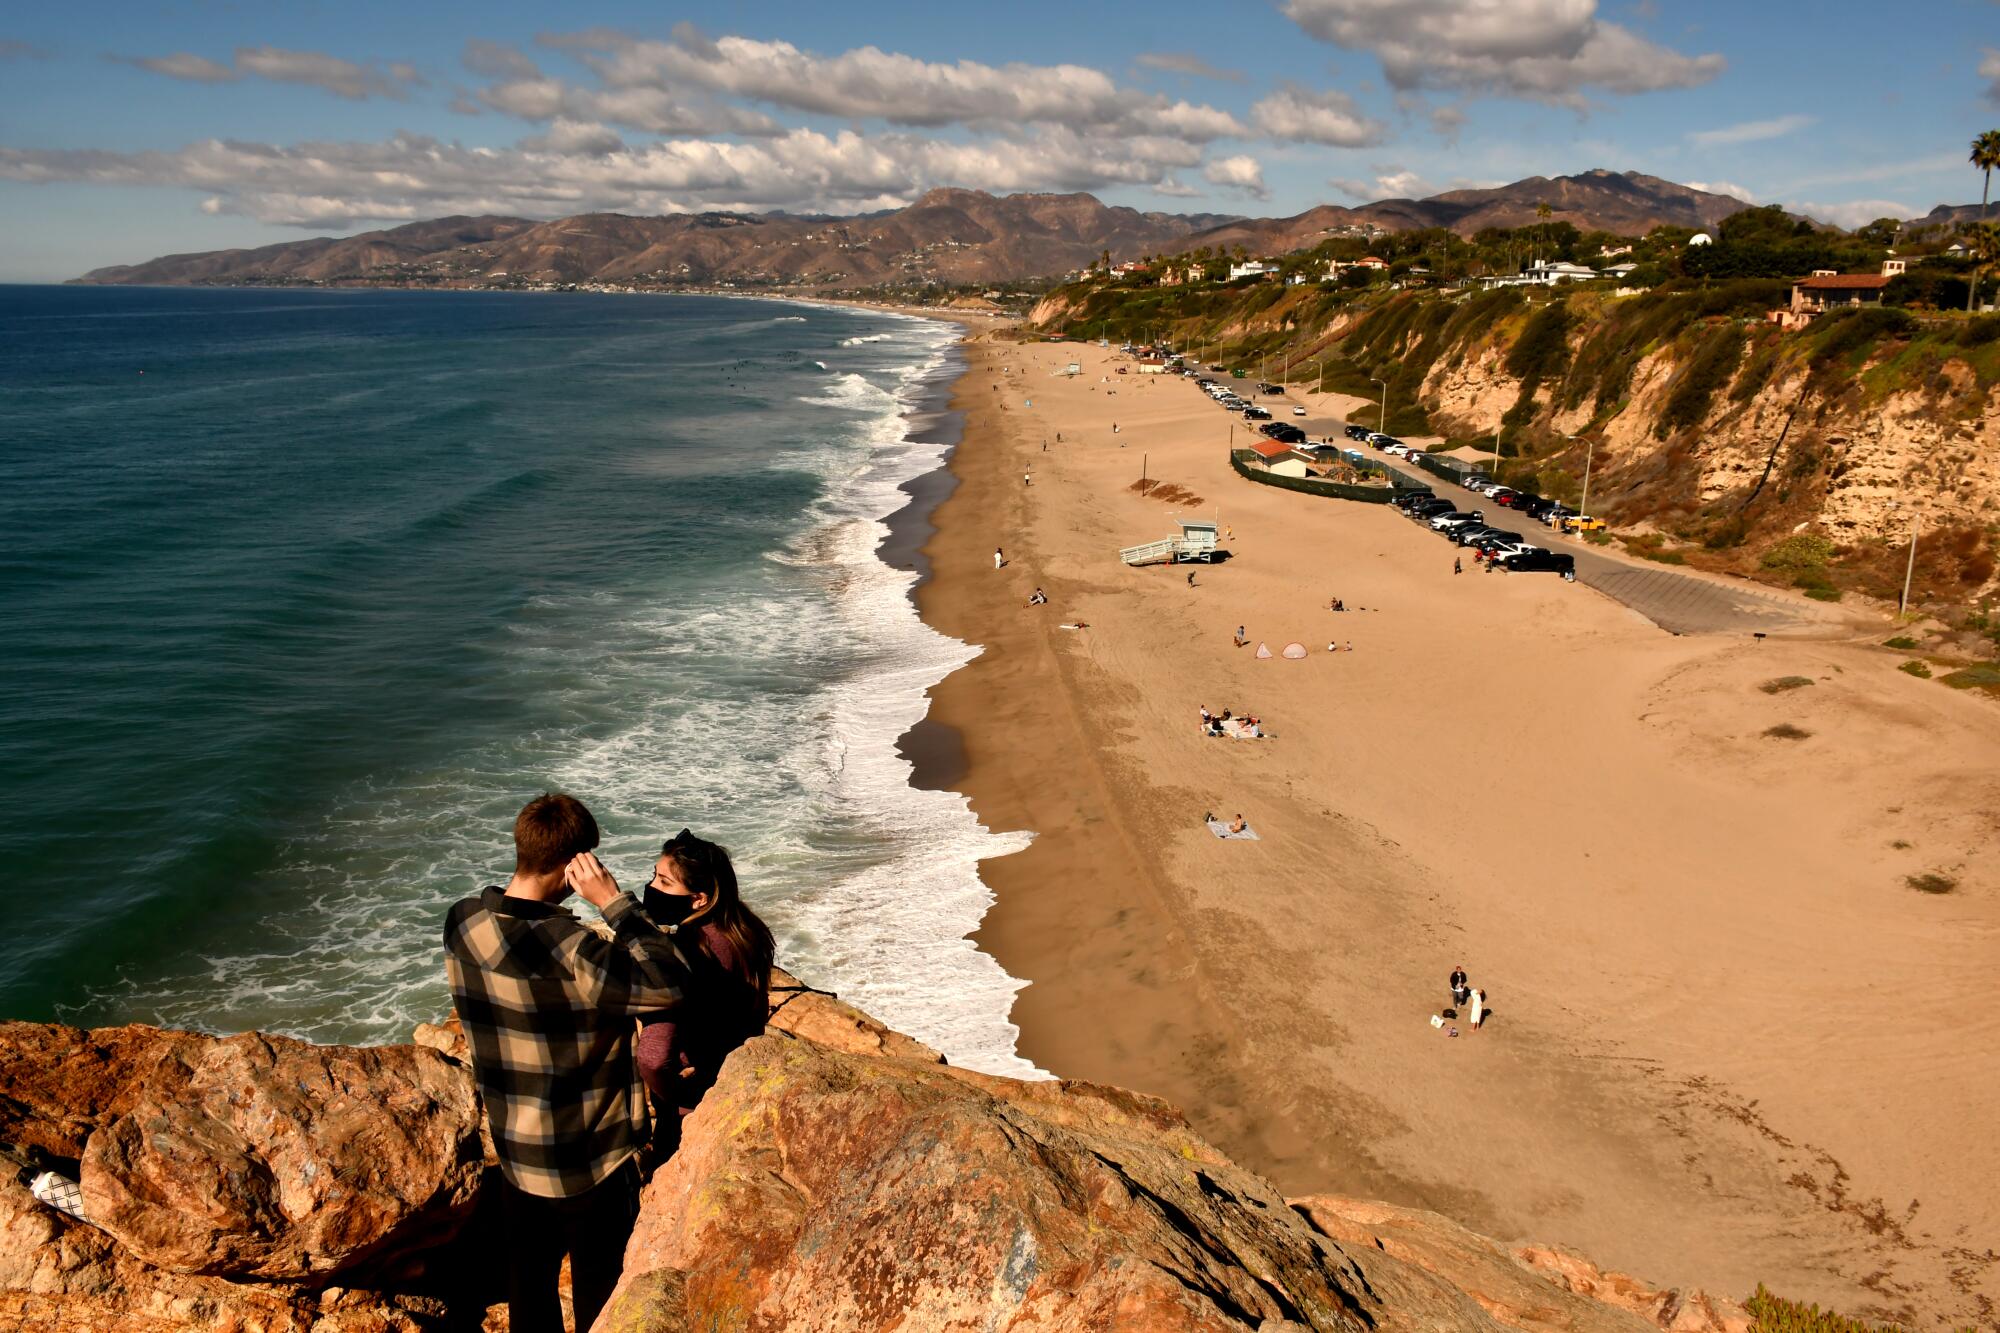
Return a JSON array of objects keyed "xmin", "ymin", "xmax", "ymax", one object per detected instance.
[{"xmin": 1560, "ymin": 514, "xmax": 1605, "ymax": 533}]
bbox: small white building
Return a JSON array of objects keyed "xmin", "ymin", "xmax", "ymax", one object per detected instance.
[{"xmin": 1229, "ymin": 260, "xmax": 1275, "ymax": 281}]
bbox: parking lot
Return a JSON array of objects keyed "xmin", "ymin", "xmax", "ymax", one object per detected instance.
[{"xmin": 1194, "ymin": 369, "xmax": 1847, "ymax": 637}]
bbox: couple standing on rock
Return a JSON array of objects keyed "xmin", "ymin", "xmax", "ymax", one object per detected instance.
[{"xmin": 442, "ymin": 793, "xmax": 775, "ymax": 1333}]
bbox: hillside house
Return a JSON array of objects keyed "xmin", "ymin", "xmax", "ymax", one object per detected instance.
[
  {"xmin": 1325, "ymin": 255, "xmax": 1389, "ymax": 280},
  {"xmin": 1229, "ymin": 260, "xmax": 1275, "ymax": 281},
  {"xmin": 1769, "ymin": 271, "xmax": 1893, "ymax": 329}
]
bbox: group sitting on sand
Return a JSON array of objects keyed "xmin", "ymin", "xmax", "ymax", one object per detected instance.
[
  {"xmin": 1199, "ymin": 706, "xmax": 1263, "ymax": 738},
  {"xmin": 442, "ymin": 794, "xmax": 777, "ymax": 1332}
]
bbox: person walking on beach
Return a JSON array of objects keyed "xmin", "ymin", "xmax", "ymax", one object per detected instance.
[
  {"xmin": 1024, "ymin": 470, "xmax": 1032, "ymax": 486},
  {"xmin": 1186, "ymin": 570, "xmax": 1196, "ymax": 587},
  {"xmin": 1449, "ymin": 966, "xmax": 1469, "ymax": 1008},
  {"xmin": 1469, "ymin": 988, "xmax": 1486, "ymax": 1030},
  {"xmin": 443, "ymin": 794, "xmax": 699, "ymax": 1333},
  {"xmin": 1233, "ymin": 625, "xmax": 1248, "ymax": 648},
  {"xmin": 1454, "ymin": 556, "xmax": 1462, "ymax": 575},
  {"xmin": 636, "ymin": 830, "xmax": 774, "ymax": 1168},
  {"xmin": 994, "ymin": 547, "xmax": 1004, "ymax": 570}
]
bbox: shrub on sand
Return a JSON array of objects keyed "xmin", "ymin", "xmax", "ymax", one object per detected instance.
[
  {"xmin": 1763, "ymin": 723, "xmax": 1811, "ymax": 740},
  {"xmin": 1759, "ymin": 676, "xmax": 1814, "ymax": 694},
  {"xmin": 1898, "ymin": 660, "xmax": 1933, "ymax": 679}
]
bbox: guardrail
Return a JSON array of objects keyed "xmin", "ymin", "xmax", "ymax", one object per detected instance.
[{"xmin": 1227, "ymin": 450, "xmax": 1426, "ymax": 504}]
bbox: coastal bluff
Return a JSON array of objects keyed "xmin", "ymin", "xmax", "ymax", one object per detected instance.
[{"xmin": 0, "ymin": 979, "xmax": 1748, "ymax": 1332}]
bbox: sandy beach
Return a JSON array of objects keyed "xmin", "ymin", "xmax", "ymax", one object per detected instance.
[{"xmin": 913, "ymin": 332, "xmax": 2000, "ymax": 1327}]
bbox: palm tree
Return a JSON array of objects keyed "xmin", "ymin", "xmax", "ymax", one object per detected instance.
[
  {"xmin": 1535, "ymin": 200, "xmax": 1553, "ymax": 265},
  {"xmin": 1967, "ymin": 130, "xmax": 2000, "ymax": 311}
]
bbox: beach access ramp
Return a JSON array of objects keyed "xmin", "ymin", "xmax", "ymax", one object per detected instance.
[{"xmin": 1121, "ymin": 520, "xmax": 1219, "ymax": 566}]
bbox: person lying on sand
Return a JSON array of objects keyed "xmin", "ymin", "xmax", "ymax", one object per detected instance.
[{"xmin": 1028, "ymin": 588, "xmax": 1048, "ymax": 605}]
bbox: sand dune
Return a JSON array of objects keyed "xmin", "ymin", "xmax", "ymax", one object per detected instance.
[{"xmin": 916, "ymin": 335, "xmax": 2000, "ymax": 1328}]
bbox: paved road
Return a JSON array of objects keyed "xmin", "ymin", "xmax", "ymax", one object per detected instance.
[{"xmin": 1257, "ymin": 394, "xmax": 1848, "ymax": 638}]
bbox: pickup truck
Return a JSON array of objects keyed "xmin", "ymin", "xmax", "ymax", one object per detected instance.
[
  {"xmin": 1560, "ymin": 514, "xmax": 1606, "ymax": 533},
  {"xmin": 1501, "ymin": 549, "xmax": 1578, "ymax": 580}
]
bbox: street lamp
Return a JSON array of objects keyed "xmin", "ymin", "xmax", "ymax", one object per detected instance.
[
  {"xmin": 1370, "ymin": 376, "xmax": 1387, "ymax": 431},
  {"xmin": 1569, "ymin": 433, "xmax": 1596, "ymax": 518},
  {"xmin": 1900, "ymin": 505, "xmax": 1923, "ymax": 617},
  {"xmin": 1318, "ymin": 358, "xmax": 1326, "ymax": 395}
]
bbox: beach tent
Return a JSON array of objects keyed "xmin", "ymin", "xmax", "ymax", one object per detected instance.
[
  {"xmin": 1282, "ymin": 642, "xmax": 1308, "ymax": 659},
  {"xmin": 1254, "ymin": 642, "xmax": 1273, "ymax": 659}
]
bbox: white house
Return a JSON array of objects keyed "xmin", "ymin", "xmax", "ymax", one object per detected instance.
[
  {"xmin": 1229, "ymin": 260, "xmax": 1275, "ymax": 281},
  {"xmin": 1325, "ymin": 255, "xmax": 1390, "ymax": 281}
]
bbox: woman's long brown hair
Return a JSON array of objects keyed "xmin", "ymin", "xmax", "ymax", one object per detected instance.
[{"xmin": 661, "ymin": 830, "xmax": 775, "ymax": 1002}]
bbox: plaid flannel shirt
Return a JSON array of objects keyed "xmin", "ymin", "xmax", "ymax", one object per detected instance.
[{"xmin": 443, "ymin": 885, "xmax": 691, "ymax": 1198}]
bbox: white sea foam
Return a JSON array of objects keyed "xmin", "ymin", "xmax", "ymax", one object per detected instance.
[
  {"xmin": 76, "ymin": 304, "xmax": 1046, "ymax": 1080},
  {"xmin": 839, "ymin": 332, "xmax": 892, "ymax": 346}
]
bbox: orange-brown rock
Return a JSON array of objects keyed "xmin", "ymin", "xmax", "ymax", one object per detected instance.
[
  {"xmin": 0, "ymin": 1021, "xmax": 208, "ymax": 1161},
  {"xmin": 1292, "ymin": 1197, "xmax": 1747, "ymax": 1333},
  {"xmin": 78, "ymin": 1031, "xmax": 484, "ymax": 1280},
  {"xmin": 601, "ymin": 1033, "xmax": 1485, "ymax": 1332},
  {"xmin": 0, "ymin": 1172, "xmax": 452, "ymax": 1332}
]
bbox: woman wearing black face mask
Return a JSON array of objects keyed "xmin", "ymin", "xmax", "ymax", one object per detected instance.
[{"xmin": 634, "ymin": 829, "xmax": 775, "ymax": 1167}]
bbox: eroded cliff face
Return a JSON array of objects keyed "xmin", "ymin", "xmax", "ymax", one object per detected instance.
[{"xmin": 0, "ymin": 977, "xmax": 1747, "ymax": 1332}]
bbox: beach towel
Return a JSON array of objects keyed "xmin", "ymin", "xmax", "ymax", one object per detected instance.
[
  {"xmin": 1219, "ymin": 719, "xmax": 1266, "ymax": 740},
  {"xmin": 1281, "ymin": 642, "xmax": 1308, "ymax": 659},
  {"xmin": 1254, "ymin": 642, "xmax": 1273, "ymax": 659},
  {"xmin": 1206, "ymin": 819, "xmax": 1261, "ymax": 841}
]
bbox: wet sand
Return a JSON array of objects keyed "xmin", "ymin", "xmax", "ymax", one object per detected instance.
[{"xmin": 915, "ymin": 332, "xmax": 2000, "ymax": 1329}]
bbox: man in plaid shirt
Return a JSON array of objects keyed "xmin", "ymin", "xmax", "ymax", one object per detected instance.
[{"xmin": 443, "ymin": 793, "xmax": 695, "ymax": 1333}]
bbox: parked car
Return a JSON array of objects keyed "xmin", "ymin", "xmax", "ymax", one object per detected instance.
[
  {"xmin": 1515, "ymin": 498, "xmax": 1557, "ymax": 521},
  {"xmin": 1464, "ymin": 473, "xmax": 1492, "ymax": 490},
  {"xmin": 1501, "ymin": 549, "xmax": 1578, "ymax": 580},
  {"xmin": 1471, "ymin": 531, "xmax": 1528, "ymax": 558},
  {"xmin": 1430, "ymin": 511, "xmax": 1484, "ymax": 531},
  {"xmin": 1244, "ymin": 406, "xmax": 1272, "ymax": 420},
  {"xmin": 1345, "ymin": 425, "xmax": 1372, "ymax": 441},
  {"xmin": 1391, "ymin": 490, "xmax": 1438, "ymax": 511},
  {"xmin": 1292, "ymin": 406, "xmax": 1308, "ymax": 416},
  {"xmin": 1560, "ymin": 514, "xmax": 1606, "ymax": 533},
  {"xmin": 1406, "ymin": 498, "xmax": 1456, "ymax": 520}
]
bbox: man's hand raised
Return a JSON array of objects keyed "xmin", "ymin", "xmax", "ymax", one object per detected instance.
[{"xmin": 565, "ymin": 852, "xmax": 621, "ymax": 910}]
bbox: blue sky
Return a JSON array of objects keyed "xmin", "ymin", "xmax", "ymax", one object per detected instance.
[{"xmin": 2, "ymin": 0, "xmax": 1996, "ymax": 281}]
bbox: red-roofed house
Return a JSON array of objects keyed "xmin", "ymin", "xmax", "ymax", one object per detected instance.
[
  {"xmin": 1248, "ymin": 439, "xmax": 1309, "ymax": 478},
  {"xmin": 1785, "ymin": 271, "xmax": 1891, "ymax": 324}
]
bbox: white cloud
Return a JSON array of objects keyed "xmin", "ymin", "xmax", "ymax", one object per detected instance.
[
  {"xmin": 1787, "ymin": 198, "xmax": 1917, "ymax": 231},
  {"xmin": 533, "ymin": 26, "xmax": 1248, "ymax": 142},
  {"xmin": 1249, "ymin": 86, "xmax": 1388, "ymax": 147},
  {"xmin": 0, "ymin": 126, "xmax": 1227, "ymax": 228},
  {"xmin": 462, "ymin": 38, "xmax": 538, "ymax": 80},
  {"xmin": 476, "ymin": 77, "xmax": 782, "ymax": 137},
  {"xmin": 1135, "ymin": 52, "xmax": 1246, "ymax": 83},
  {"xmin": 122, "ymin": 45, "xmax": 423, "ymax": 99},
  {"xmin": 1983, "ymin": 48, "xmax": 2000, "ymax": 106},
  {"xmin": 1687, "ymin": 114, "xmax": 1812, "ymax": 147},
  {"xmin": 1204, "ymin": 154, "xmax": 1269, "ymax": 199},
  {"xmin": 1280, "ymin": 0, "xmax": 1723, "ymax": 106},
  {"xmin": 519, "ymin": 119, "xmax": 626, "ymax": 157},
  {"xmin": 127, "ymin": 52, "xmax": 238, "ymax": 83},
  {"xmin": 1330, "ymin": 166, "xmax": 1432, "ymax": 201},
  {"xmin": 1685, "ymin": 180, "xmax": 1756, "ymax": 203}
]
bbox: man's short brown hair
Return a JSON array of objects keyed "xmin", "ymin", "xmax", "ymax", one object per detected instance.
[{"xmin": 513, "ymin": 793, "xmax": 599, "ymax": 876}]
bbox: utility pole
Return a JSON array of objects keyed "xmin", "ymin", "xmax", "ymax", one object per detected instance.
[
  {"xmin": 1370, "ymin": 376, "xmax": 1387, "ymax": 432},
  {"xmin": 1318, "ymin": 358, "xmax": 1326, "ymax": 395},
  {"xmin": 1900, "ymin": 507, "xmax": 1922, "ymax": 617},
  {"xmin": 1571, "ymin": 433, "xmax": 1596, "ymax": 518}
]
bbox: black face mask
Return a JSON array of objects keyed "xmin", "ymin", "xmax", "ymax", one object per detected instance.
[{"xmin": 649, "ymin": 892, "xmax": 696, "ymax": 927}]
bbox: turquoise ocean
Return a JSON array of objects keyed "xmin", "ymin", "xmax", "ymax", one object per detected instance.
[{"xmin": 0, "ymin": 285, "xmax": 1037, "ymax": 1076}]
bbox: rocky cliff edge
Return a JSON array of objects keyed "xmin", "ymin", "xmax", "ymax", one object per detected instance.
[{"xmin": 0, "ymin": 975, "xmax": 1748, "ymax": 1332}]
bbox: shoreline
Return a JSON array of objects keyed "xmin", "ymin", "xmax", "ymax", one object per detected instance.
[{"xmin": 912, "ymin": 332, "xmax": 2000, "ymax": 1326}]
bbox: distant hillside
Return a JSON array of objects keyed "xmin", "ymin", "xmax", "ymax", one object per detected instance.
[
  {"xmin": 79, "ymin": 171, "xmax": 1962, "ymax": 290},
  {"xmin": 73, "ymin": 190, "xmax": 1243, "ymax": 289},
  {"xmin": 1186, "ymin": 170, "xmax": 1757, "ymax": 255},
  {"xmin": 1913, "ymin": 201, "xmax": 1994, "ymax": 228}
]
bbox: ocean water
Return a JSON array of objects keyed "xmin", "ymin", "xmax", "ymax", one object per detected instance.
[{"xmin": 0, "ymin": 285, "xmax": 1038, "ymax": 1077}]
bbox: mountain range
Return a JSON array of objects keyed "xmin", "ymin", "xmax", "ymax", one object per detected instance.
[{"xmin": 71, "ymin": 170, "xmax": 1979, "ymax": 289}]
